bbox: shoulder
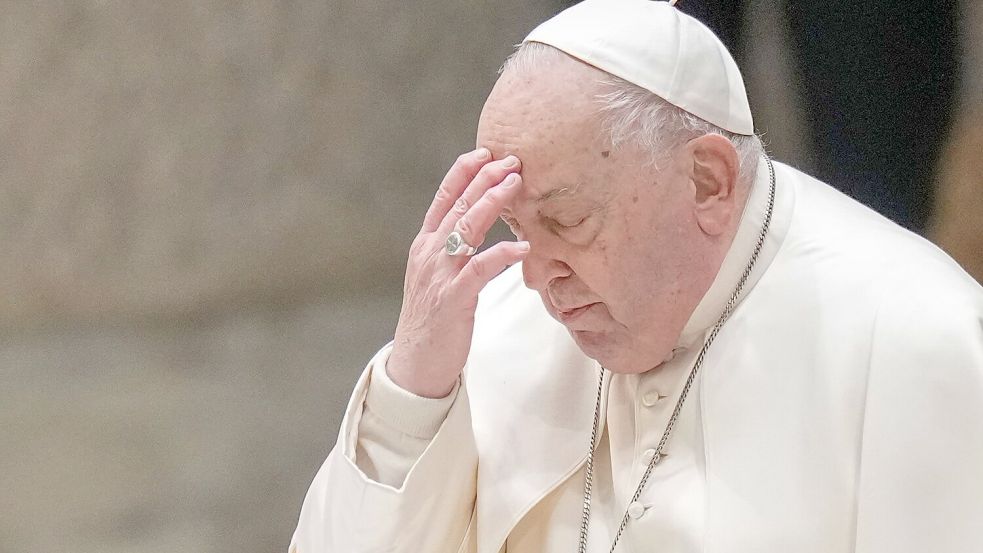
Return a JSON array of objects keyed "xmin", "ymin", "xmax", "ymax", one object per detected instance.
[
  {"xmin": 870, "ymin": 270, "xmax": 983, "ymax": 363},
  {"xmin": 772, "ymin": 162, "xmax": 981, "ymax": 315},
  {"xmin": 778, "ymin": 162, "xmax": 971, "ymax": 281},
  {"xmin": 747, "ymin": 163, "xmax": 983, "ymax": 376}
]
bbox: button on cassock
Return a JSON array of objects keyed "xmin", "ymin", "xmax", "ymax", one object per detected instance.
[
  {"xmin": 641, "ymin": 391, "xmax": 664, "ymax": 407},
  {"xmin": 627, "ymin": 501, "xmax": 646, "ymax": 519},
  {"xmin": 641, "ymin": 448, "xmax": 658, "ymax": 465}
]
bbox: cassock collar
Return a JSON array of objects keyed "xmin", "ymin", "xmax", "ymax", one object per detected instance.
[{"xmin": 676, "ymin": 156, "xmax": 787, "ymax": 351}]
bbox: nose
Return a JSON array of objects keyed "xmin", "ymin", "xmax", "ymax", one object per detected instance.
[{"xmin": 521, "ymin": 245, "xmax": 573, "ymax": 292}]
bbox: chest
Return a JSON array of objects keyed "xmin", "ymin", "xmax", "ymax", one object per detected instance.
[
  {"xmin": 506, "ymin": 359, "xmax": 707, "ymax": 553},
  {"xmin": 467, "ymin": 286, "xmax": 875, "ymax": 553}
]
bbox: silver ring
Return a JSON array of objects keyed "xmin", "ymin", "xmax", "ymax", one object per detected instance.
[{"xmin": 445, "ymin": 230, "xmax": 477, "ymax": 257}]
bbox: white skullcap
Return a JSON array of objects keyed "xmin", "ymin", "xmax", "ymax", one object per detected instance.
[{"xmin": 523, "ymin": 0, "xmax": 754, "ymax": 135}]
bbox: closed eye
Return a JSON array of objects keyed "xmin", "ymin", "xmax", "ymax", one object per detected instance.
[{"xmin": 550, "ymin": 216, "xmax": 586, "ymax": 229}]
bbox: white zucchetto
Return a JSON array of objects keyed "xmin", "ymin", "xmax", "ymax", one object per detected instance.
[{"xmin": 523, "ymin": 0, "xmax": 754, "ymax": 135}]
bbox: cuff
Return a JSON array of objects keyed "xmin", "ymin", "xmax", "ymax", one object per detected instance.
[{"xmin": 363, "ymin": 345, "xmax": 460, "ymax": 440}]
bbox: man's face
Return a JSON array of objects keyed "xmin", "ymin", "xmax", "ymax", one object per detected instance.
[{"xmin": 476, "ymin": 57, "xmax": 723, "ymax": 374}]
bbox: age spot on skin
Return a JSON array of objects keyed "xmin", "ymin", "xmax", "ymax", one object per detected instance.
[{"xmin": 601, "ymin": 150, "xmax": 610, "ymax": 158}]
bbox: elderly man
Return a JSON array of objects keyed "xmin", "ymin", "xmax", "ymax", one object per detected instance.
[{"xmin": 290, "ymin": 1, "xmax": 983, "ymax": 552}]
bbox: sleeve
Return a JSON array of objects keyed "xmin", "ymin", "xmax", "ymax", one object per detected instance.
[
  {"xmin": 355, "ymin": 344, "xmax": 459, "ymax": 488},
  {"xmin": 854, "ymin": 285, "xmax": 983, "ymax": 552},
  {"xmin": 289, "ymin": 344, "xmax": 478, "ymax": 553}
]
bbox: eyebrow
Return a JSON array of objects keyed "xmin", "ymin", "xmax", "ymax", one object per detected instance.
[{"xmin": 535, "ymin": 185, "xmax": 579, "ymax": 204}]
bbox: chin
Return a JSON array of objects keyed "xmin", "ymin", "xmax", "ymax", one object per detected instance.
[
  {"xmin": 601, "ymin": 359, "xmax": 659, "ymax": 375},
  {"xmin": 570, "ymin": 330, "xmax": 657, "ymax": 374}
]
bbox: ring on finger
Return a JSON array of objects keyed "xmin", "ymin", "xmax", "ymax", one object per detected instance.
[{"xmin": 445, "ymin": 230, "xmax": 478, "ymax": 257}]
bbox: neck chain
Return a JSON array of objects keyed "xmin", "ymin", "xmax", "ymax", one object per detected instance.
[{"xmin": 577, "ymin": 157, "xmax": 777, "ymax": 553}]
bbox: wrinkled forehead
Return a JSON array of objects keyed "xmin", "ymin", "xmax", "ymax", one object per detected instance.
[
  {"xmin": 476, "ymin": 60, "xmax": 604, "ymax": 152},
  {"xmin": 475, "ymin": 66, "xmax": 612, "ymax": 201}
]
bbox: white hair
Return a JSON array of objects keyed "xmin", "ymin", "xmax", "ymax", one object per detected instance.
[{"xmin": 500, "ymin": 42, "xmax": 765, "ymax": 186}]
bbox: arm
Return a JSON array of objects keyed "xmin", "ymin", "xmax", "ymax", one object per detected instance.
[
  {"xmin": 289, "ymin": 345, "xmax": 478, "ymax": 553},
  {"xmin": 290, "ymin": 148, "xmax": 526, "ymax": 552},
  {"xmin": 356, "ymin": 344, "xmax": 460, "ymax": 488}
]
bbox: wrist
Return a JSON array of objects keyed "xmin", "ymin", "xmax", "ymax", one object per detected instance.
[
  {"xmin": 367, "ymin": 352, "xmax": 458, "ymax": 439},
  {"xmin": 386, "ymin": 351, "xmax": 459, "ymax": 399}
]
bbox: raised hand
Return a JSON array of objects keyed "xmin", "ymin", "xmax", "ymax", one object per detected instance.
[{"xmin": 387, "ymin": 148, "xmax": 528, "ymax": 398}]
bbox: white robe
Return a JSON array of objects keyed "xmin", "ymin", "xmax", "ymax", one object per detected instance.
[{"xmin": 290, "ymin": 159, "xmax": 983, "ymax": 553}]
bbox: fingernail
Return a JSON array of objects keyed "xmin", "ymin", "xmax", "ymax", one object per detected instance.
[
  {"xmin": 517, "ymin": 241, "xmax": 530, "ymax": 252},
  {"xmin": 476, "ymin": 147, "xmax": 491, "ymax": 161},
  {"xmin": 502, "ymin": 173, "xmax": 520, "ymax": 187},
  {"xmin": 503, "ymin": 155, "xmax": 519, "ymax": 168}
]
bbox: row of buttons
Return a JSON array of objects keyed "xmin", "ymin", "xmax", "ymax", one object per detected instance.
[
  {"xmin": 627, "ymin": 449, "xmax": 664, "ymax": 520},
  {"xmin": 629, "ymin": 380, "xmax": 672, "ymax": 521},
  {"xmin": 639, "ymin": 389, "xmax": 667, "ymax": 522}
]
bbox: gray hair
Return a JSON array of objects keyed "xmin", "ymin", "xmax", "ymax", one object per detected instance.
[{"xmin": 500, "ymin": 42, "xmax": 765, "ymax": 186}]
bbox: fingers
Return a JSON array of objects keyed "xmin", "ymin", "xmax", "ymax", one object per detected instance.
[
  {"xmin": 449, "ymin": 172, "xmax": 522, "ymax": 250},
  {"xmin": 422, "ymin": 148, "xmax": 491, "ymax": 233},
  {"xmin": 437, "ymin": 155, "xmax": 521, "ymax": 238},
  {"xmin": 450, "ymin": 240, "xmax": 530, "ymax": 300}
]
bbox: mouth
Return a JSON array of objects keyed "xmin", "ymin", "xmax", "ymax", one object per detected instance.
[{"xmin": 555, "ymin": 303, "xmax": 598, "ymax": 324}]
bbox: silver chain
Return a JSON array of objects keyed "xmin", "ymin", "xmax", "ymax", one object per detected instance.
[{"xmin": 577, "ymin": 157, "xmax": 777, "ymax": 553}]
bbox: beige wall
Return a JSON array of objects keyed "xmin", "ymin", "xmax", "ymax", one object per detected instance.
[
  {"xmin": 0, "ymin": 1, "xmax": 559, "ymax": 329},
  {"xmin": 929, "ymin": 0, "xmax": 983, "ymax": 283},
  {"xmin": 0, "ymin": 2, "xmax": 562, "ymax": 552}
]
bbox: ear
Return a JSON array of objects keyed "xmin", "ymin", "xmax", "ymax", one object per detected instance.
[{"xmin": 687, "ymin": 134, "xmax": 740, "ymax": 236}]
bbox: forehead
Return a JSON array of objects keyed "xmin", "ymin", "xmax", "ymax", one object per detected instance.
[
  {"xmin": 476, "ymin": 66, "xmax": 611, "ymax": 204},
  {"xmin": 476, "ymin": 58, "xmax": 601, "ymax": 147}
]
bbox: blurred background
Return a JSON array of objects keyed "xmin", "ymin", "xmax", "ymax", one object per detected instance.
[{"xmin": 0, "ymin": 1, "xmax": 979, "ymax": 552}]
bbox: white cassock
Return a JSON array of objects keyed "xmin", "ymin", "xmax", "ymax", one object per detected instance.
[{"xmin": 289, "ymin": 158, "xmax": 983, "ymax": 553}]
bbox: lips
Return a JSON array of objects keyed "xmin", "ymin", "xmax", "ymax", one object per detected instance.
[{"xmin": 555, "ymin": 303, "xmax": 597, "ymax": 324}]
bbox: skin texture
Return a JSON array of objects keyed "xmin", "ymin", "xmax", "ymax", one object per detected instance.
[{"xmin": 387, "ymin": 52, "xmax": 748, "ymax": 397}]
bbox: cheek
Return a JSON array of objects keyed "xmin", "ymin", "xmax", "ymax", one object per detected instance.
[
  {"xmin": 571, "ymin": 228, "xmax": 641, "ymax": 314},
  {"xmin": 592, "ymin": 210, "xmax": 684, "ymax": 322}
]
